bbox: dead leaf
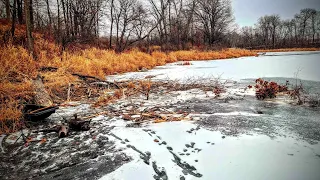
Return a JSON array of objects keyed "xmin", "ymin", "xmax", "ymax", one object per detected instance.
[{"xmin": 40, "ymin": 138, "xmax": 47, "ymax": 144}]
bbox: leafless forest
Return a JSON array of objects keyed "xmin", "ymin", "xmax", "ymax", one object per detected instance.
[{"xmin": 1, "ymin": 0, "xmax": 320, "ymax": 53}]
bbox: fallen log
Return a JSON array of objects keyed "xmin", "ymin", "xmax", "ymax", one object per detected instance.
[
  {"xmin": 71, "ymin": 73, "xmax": 120, "ymax": 89},
  {"xmin": 39, "ymin": 66, "xmax": 58, "ymax": 72},
  {"xmin": 72, "ymin": 73, "xmax": 104, "ymax": 81},
  {"xmin": 27, "ymin": 105, "xmax": 56, "ymax": 114},
  {"xmin": 33, "ymin": 126, "xmax": 60, "ymax": 133},
  {"xmin": 39, "ymin": 66, "xmax": 120, "ymax": 89},
  {"xmin": 32, "ymin": 75, "xmax": 53, "ymax": 107}
]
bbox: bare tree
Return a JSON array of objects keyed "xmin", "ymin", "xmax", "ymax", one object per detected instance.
[
  {"xmin": 310, "ymin": 9, "xmax": 317, "ymax": 43},
  {"xmin": 5, "ymin": 0, "xmax": 10, "ymax": 20},
  {"xmin": 295, "ymin": 8, "xmax": 316, "ymax": 44},
  {"xmin": 11, "ymin": 0, "xmax": 17, "ymax": 37},
  {"xmin": 113, "ymin": 0, "xmax": 144, "ymax": 52},
  {"xmin": 258, "ymin": 16, "xmax": 271, "ymax": 47},
  {"xmin": 269, "ymin": 15, "xmax": 281, "ymax": 48},
  {"xmin": 17, "ymin": 0, "xmax": 23, "ymax": 24},
  {"xmin": 109, "ymin": 0, "xmax": 115, "ymax": 48},
  {"xmin": 24, "ymin": 0, "xmax": 35, "ymax": 58},
  {"xmin": 45, "ymin": 0, "xmax": 52, "ymax": 27},
  {"xmin": 194, "ymin": 0, "xmax": 233, "ymax": 46},
  {"xmin": 148, "ymin": 0, "xmax": 171, "ymax": 45}
]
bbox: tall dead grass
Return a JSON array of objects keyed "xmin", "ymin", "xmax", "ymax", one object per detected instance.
[{"xmin": 169, "ymin": 48, "xmax": 256, "ymax": 61}]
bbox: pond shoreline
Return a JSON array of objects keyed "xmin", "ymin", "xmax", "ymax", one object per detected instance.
[{"xmin": 1, "ymin": 77, "xmax": 320, "ymax": 179}]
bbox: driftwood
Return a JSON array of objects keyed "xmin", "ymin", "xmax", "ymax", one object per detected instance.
[
  {"xmin": 33, "ymin": 126, "xmax": 60, "ymax": 133},
  {"xmin": 39, "ymin": 66, "xmax": 58, "ymax": 72},
  {"xmin": 27, "ymin": 105, "xmax": 56, "ymax": 114},
  {"xmin": 72, "ymin": 73, "xmax": 104, "ymax": 82},
  {"xmin": 71, "ymin": 73, "xmax": 120, "ymax": 89},
  {"xmin": 32, "ymin": 75, "xmax": 53, "ymax": 107},
  {"xmin": 69, "ymin": 114, "xmax": 91, "ymax": 131},
  {"xmin": 39, "ymin": 66, "xmax": 120, "ymax": 90}
]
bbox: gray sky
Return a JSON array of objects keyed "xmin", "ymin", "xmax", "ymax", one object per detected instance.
[{"xmin": 232, "ymin": 0, "xmax": 320, "ymax": 27}]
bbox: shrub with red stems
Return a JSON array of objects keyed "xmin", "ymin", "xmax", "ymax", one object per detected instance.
[{"xmin": 254, "ymin": 78, "xmax": 288, "ymax": 100}]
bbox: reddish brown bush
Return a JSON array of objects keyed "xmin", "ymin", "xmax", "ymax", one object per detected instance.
[{"xmin": 254, "ymin": 78, "xmax": 288, "ymax": 100}]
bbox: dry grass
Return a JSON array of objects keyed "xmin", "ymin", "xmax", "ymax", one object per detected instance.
[{"xmin": 169, "ymin": 48, "xmax": 256, "ymax": 61}]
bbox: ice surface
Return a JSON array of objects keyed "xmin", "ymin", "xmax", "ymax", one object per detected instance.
[
  {"xmin": 107, "ymin": 51, "xmax": 320, "ymax": 82},
  {"xmin": 101, "ymin": 120, "xmax": 320, "ymax": 180}
]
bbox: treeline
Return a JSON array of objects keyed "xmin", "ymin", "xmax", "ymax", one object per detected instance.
[
  {"xmin": 0, "ymin": 0, "xmax": 319, "ymax": 53},
  {"xmin": 236, "ymin": 9, "xmax": 320, "ymax": 49}
]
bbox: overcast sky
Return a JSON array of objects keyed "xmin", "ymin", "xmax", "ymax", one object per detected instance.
[{"xmin": 232, "ymin": 0, "xmax": 320, "ymax": 27}]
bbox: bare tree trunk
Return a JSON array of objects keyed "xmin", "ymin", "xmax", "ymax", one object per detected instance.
[
  {"xmin": 5, "ymin": 0, "xmax": 10, "ymax": 20},
  {"xmin": 109, "ymin": 0, "xmax": 114, "ymax": 49},
  {"xmin": 68, "ymin": 1, "xmax": 74, "ymax": 36},
  {"xmin": 61, "ymin": 0, "xmax": 69, "ymax": 36},
  {"xmin": 24, "ymin": 0, "xmax": 35, "ymax": 58},
  {"xmin": 11, "ymin": 0, "xmax": 17, "ymax": 37},
  {"xmin": 34, "ymin": 0, "xmax": 40, "ymax": 28},
  {"xmin": 272, "ymin": 29, "xmax": 276, "ymax": 48},
  {"xmin": 96, "ymin": 2, "xmax": 99, "ymax": 36},
  {"xmin": 74, "ymin": 12, "xmax": 79, "ymax": 36},
  {"xmin": 56, "ymin": 0, "xmax": 61, "ymax": 43},
  {"xmin": 29, "ymin": 0, "xmax": 34, "ymax": 30},
  {"xmin": 17, "ymin": 0, "xmax": 23, "ymax": 24},
  {"xmin": 45, "ymin": 0, "xmax": 52, "ymax": 28}
]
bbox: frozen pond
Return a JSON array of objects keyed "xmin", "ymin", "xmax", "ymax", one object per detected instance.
[
  {"xmin": 101, "ymin": 121, "xmax": 320, "ymax": 180},
  {"xmin": 101, "ymin": 51, "xmax": 320, "ymax": 180},
  {"xmin": 108, "ymin": 51, "xmax": 320, "ymax": 82}
]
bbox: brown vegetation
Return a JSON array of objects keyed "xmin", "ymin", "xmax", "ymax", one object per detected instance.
[
  {"xmin": 252, "ymin": 78, "xmax": 316, "ymax": 107},
  {"xmin": 254, "ymin": 78, "xmax": 288, "ymax": 100}
]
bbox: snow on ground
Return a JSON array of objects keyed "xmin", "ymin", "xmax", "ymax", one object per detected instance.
[{"xmin": 101, "ymin": 119, "xmax": 320, "ymax": 180}]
